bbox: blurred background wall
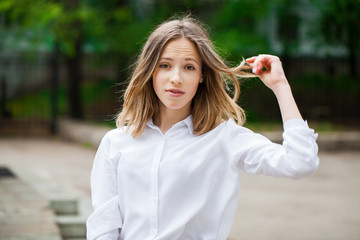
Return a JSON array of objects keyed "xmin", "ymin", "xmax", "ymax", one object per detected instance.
[{"xmin": 0, "ymin": 0, "xmax": 359, "ymax": 135}]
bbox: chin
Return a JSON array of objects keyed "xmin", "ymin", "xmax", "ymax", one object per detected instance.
[
  {"xmin": 164, "ymin": 103, "xmax": 187, "ymax": 110},
  {"xmin": 166, "ymin": 105, "xmax": 184, "ymax": 110}
]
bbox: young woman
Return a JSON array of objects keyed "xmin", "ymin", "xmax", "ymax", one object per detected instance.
[{"xmin": 86, "ymin": 16, "xmax": 319, "ymax": 240}]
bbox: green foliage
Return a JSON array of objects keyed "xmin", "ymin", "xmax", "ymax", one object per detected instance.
[
  {"xmin": 210, "ymin": 0, "xmax": 271, "ymax": 59},
  {"xmin": 82, "ymin": 79, "xmax": 117, "ymax": 106},
  {"xmin": 0, "ymin": 0, "xmax": 143, "ymax": 57},
  {"xmin": 1, "ymin": 0, "xmax": 359, "ymax": 123},
  {"xmin": 311, "ymin": 0, "xmax": 360, "ymax": 54}
]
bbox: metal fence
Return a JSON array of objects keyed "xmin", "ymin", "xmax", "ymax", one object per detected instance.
[
  {"xmin": 0, "ymin": 52, "xmax": 359, "ymax": 136},
  {"xmin": 0, "ymin": 52, "xmax": 52, "ymax": 135},
  {"xmin": 0, "ymin": 52, "xmax": 119, "ymax": 135}
]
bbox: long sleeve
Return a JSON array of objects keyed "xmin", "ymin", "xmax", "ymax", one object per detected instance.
[
  {"xmin": 86, "ymin": 133, "xmax": 122, "ymax": 240},
  {"xmin": 229, "ymin": 118, "xmax": 319, "ymax": 179}
]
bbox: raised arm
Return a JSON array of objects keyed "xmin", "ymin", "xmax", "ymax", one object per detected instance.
[{"xmin": 246, "ymin": 54, "xmax": 302, "ymax": 123}]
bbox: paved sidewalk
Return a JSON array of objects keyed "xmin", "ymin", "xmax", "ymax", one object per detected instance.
[
  {"xmin": 1, "ymin": 137, "xmax": 359, "ymax": 240},
  {"xmin": 229, "ymin": 151, "xmax": 360, "ymax": 240},
  {"xmin": 0, "ymin": 137, "xmax": 94, "ymax": 240},
  {"xmin": 0, "ymin": 175, "xmax": 62, "ymax": 240},
  {"xmin": 0, "ymin": 119, "xmax": 359, "ymax": 240}
]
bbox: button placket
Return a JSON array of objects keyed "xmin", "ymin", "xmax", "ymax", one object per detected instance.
[{"xmin": 150, "ymin": 135, "xmax": 166, "ymax": 237}]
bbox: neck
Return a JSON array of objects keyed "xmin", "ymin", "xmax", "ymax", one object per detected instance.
[{"xmin": 153, "ymin": 105, "xmax": 191, "ymax": 134}]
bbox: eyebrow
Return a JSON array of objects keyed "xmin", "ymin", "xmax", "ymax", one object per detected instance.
[
  {"xmin": 185, "ymin": 58, "xmax": 199, "ymax": 65},
  {"xmin": 159, "ymin": 57, "xmax": 200, "ymax": 65}
]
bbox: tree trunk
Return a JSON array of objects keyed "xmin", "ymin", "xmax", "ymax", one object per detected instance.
[
  {"xmin": 51, "ymin": 43, "xmax": 60, "ymax": 133},
  {"xmin": 64, "ymin": 0, "xmax": 84, "ymax": 119},
  {"xmin": 65, "ymin": 39, "xmax": 83, "ymax": 119},
  {"xmin": 348, "ymin": 30, "xmax": 357, "ymax": 78}
]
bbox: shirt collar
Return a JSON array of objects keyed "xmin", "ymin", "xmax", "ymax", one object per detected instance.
[
  {"xmin": 182, "ymin": 115, "xmax": 194, "ymax": 135},
  {"xmin": 146, "ymin": 115, "xmax": 194, "ymax": 136}
]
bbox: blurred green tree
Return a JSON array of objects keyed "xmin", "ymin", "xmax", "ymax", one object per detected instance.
[
  {"xmin": 0, "ymin": 0, "xmax": 84, "ymax": 118},
  {"xmin": 3, "ymin": 0, "xmax": 340, "ymax": 122},
  {"xmin": 275, "ymin": 0, "xmax": 301, "ymax": 73},
  {"xmin": 210, "ymin": 0, "xmax": 271, "ymax": 61},
  {"xmin": 312, "ymin": 0, "xmax": 360, "ymax": 77},
  {"xmin": 0, "ymin": 0, "xmax": 148, "ymax": 119}
]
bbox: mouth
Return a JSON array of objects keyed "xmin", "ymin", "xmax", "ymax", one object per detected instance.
[
  {"xmin": 166, "ymin": 89, "xmax": 185, "ymax": 97},
  {"xmin": 166, "ymin": 89, "xmax": 184, "ymax": 94}
]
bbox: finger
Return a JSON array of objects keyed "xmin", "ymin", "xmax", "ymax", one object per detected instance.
[
  {"xmin": 245, "ymin": 56, "xmax": 257, "ymax": 63},
  {"xmin": 253, "ymin": 56, "xmax": 264, "ymax": 74},
  {"xmin": 259, "ymin": 54, "xmax": 279, "ymax": 68},
  {"xmin": 245, "ymin": 56, "xmax": 260, "ymax": 74}
]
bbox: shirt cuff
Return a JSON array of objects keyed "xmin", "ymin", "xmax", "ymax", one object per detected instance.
[
  {"xmin": 283, "ymin": 118, "xmax": 308, "ymax": 131},
  {"xmin": 283, "ymin": 118, "xmax": 318, "ymax": 140},
  {"xmin": 96, "ymin": 230, "xmax": 119, "ymax": 240},
  {"xmin": 86, "ymin": 196, "xmax": 122, "ymax": 240}
]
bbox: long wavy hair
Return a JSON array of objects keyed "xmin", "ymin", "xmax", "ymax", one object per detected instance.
[{"xmin": 116, "ymin": 16, "xmax": 255, "ymax": 136}]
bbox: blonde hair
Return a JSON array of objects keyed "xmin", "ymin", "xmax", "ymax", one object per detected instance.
[{"xmin": 116, "ymin": 16, "xmax": 255, "ymax": 136}]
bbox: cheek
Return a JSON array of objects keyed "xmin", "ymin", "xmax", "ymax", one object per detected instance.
[
  {"xmin": 188, "ymin": 82, "xmax": 200, "ymax": 97},
  {"xmin": 152, "ymin": 72, "xmax": 161, "ymax": 93}
]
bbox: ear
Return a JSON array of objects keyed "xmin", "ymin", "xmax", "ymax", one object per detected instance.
[{"xmin": 199, "ymin": 75, "xmax": 203, "ymax": 83}]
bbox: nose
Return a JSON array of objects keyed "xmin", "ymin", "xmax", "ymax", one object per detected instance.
[{"xmin": 170, "ymin": 68, "xmax": 182, "ymax": 86}]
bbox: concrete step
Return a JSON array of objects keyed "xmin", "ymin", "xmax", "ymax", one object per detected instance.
[
  {"xmin": 64, "ymin": 238, "xmax": 86, "ymax": 240},
  {"xmin": 57, "ymin": 215, "xmax": 86, "ymax": 239},
  {"xmin": 51, "ymin": 198, "xmax": 78, "ymax": 215},
  {"xmin": 55, "ymin": 197, "xmax": 92, "ymax": 239},
  {"xmin": 0, "ymin": 176, "xmax": 63, "ymax": 240},
  {"xmin": 10, "ymin": 166, "xmax": 92, "ymax": 239}
]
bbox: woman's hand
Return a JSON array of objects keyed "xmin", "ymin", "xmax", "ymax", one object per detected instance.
[
  {"xmin": 246, "ymin": 54, "xmax": 302, "ymax": 122},
  {"xmin": 246, "ymin": 54, "xmax": 289, "ymax": 92}
]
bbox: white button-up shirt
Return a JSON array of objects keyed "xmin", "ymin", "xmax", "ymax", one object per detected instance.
[{"xmin": 86, "ymin": 116, "xmax": 319, "ymax": 240}]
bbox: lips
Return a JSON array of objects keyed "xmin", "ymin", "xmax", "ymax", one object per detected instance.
[{"xmin": 166, "ymin": 89, "xmax": 185, "ymax": 97}]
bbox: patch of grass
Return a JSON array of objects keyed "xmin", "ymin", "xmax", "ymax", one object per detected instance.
[
  {"xmin": 244, "ymin": 120, "xmax": 347, "ymax": 133},
  {"xmin": 244, "ymin": 121, "xmax": 283, "ymax": 132},
  {"xmin": 81, "ymin": 141, "xmax": 94, "ymax": 149},
  {"xmin": 309, "ymin": 122, "xmax": 344, "ymax": 132},
  {"xmin": 5, "ymin": 86, "xmax": 67, "ymax": 118},
  {"xmin": 3, "ymin": 78, "xmax": 116, "ymax": 119},
  {"xmin": 89, "ymin": 119, "xmax": 116, "ymax": 129}
]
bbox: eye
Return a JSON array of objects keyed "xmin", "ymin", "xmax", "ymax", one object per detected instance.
[
  {"xmin": 159, "ymin": 63, "xmax": 170, "ymax": 69},
  {"xmin": 185, "ymin": 65, "xmax": 195, "ymax": 71}
]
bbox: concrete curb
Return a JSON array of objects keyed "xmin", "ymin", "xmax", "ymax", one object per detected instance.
[
  {"xmin": 0, "ymin": 175, "xmax": 63, "ymax": 240},
  {"xmin": 58, "ymin": 118, "xmax": 110, "ymax": 147},
  {"xmin": 58, "ymin": 118, "xmax": 360, "ymax": 151},
  {"xmin": 6, "ymin": 162, "xmax": 90, "ymax": 240}
]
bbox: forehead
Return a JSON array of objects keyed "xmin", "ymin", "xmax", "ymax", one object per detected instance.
[{"xmin": 161, "ymin": 38, "xmax": 200, "ymax": 60}]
